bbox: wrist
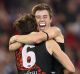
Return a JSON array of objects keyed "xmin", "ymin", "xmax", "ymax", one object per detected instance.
[{"xmin": 42, "ymin": 31, "xmax": 49, "ymax": 40}]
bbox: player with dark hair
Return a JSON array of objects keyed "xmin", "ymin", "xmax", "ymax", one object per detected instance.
[{"xmin": 15, "ymin": 14, "xmax": 37, "ymax": 35}]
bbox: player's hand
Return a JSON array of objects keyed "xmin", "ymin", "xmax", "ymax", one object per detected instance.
[{"xmin": 9, "ymin": 35, "xmax": 17, "ymax": 45}]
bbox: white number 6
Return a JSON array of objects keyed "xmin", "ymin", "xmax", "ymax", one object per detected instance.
[{"xmin": 22, "ymin": 45, "xmax": 36, "ymax": 68}]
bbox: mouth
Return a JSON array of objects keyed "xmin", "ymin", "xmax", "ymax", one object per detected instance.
[
  {"xmin": 39, "ymin": 22, "xmax": 46, "ymax": 27},
  {"xmin": 38, "ymin": 22, "xmax": 46, "ymax": 30}
]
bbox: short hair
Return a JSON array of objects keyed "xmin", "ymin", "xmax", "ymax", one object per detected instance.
[
  {"xmin": 32, "ymin": 3, "xmax": 53, "ymax": 18},
  {"xmin": 14, "ymin": 14, "xmax": 37, "ymax": 34}
]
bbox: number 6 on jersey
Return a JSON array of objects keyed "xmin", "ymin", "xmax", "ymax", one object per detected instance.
[{"xmin": 22, "ymin": 45, "xmax": 36, "ymax": 68}]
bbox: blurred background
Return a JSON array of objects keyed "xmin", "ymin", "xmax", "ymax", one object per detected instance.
[{"xmin": 0, "ymin": 0, "xmax": 80, "ymax": 74}]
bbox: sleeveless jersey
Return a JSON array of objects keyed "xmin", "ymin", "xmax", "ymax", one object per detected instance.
[{"xmin": 15, "ymin": 42, "xmax": 64, "ymax": 74}]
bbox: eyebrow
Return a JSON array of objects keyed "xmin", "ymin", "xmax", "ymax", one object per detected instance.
[{"xmin": 35, "ymin": 15, "xmax": 48, "ymax": 17}]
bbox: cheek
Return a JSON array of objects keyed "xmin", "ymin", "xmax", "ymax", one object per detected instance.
[
  {"xmin": 36, "ymin": 19, "xmax": 39, "ymax": 23},
  {"xmin": 46, "ymin": 19, "xmax": 51, "ymax": 23},
  {"xmin": 48, "ymin": 19, "xmax": 52, "ymax": 23}
]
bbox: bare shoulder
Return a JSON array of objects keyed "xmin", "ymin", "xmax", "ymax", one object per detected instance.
[
  {"xmin": 46, "ymin": 39, "xmax": 60, "ymax": 48},
  {"xmin": 45, "ymin": 40, "xmax": 61, "ymax": 55},
  {"xmin": 52, "ymin": 27, "xmax": 64, "ymax": 43},
  {"xmin": 51, "ymin": 26, "xmax": 61, "ymax": 32}
]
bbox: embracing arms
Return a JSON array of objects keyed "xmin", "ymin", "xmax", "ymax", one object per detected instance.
[{"xmin": 9, "ymin": 27, "xmax": 64, "ymax": 51}]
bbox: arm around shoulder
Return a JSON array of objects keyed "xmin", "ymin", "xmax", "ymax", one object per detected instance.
[
  {"xmin": 11, "ymin": 32, "xmax": 47, "ymax": 44},
  {"xmin": 44, "ymin": 27, "xmax": 64, "ymax": 43}
]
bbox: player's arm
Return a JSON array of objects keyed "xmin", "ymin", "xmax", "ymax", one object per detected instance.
[
  {"xmin": 46, "ymin": 40, "xmax": 75, "ymax": 73},
  {"xmin": 9, "ymin": 27, "xmax": 64, "ymax": 44},
  {"xmin": 9, "ymin": 42, "xmax": 22, "ymax": 51},
  {"xmin": 44, "ymin": 27, "xmax": 64, "ymax": 43},
  {"xmin": 9, "ymin": 31, "xmax": 47, "ymax": 44}
]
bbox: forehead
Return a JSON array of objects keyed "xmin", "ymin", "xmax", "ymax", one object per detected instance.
[{"xmin": 35, "ymin": 10, "xmax": 49, "ymax": 16}]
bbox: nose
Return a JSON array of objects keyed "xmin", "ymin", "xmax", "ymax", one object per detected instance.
[{"xmin": 40, "ymin": 16, "xmax": 44, "ymax": 21}]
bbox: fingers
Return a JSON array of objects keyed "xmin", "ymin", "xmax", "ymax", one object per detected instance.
[{"xmin": 9, "ymin": 36, "xmax": 16, "ymax": 45}]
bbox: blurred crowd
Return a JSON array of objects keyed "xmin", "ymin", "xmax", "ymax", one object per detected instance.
[{"xmin": 0, "ymin": 0, "xmax": 80, "ymax": 74}]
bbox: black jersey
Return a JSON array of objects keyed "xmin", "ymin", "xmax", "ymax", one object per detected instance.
[{"xmin": 15, "ymin": 42, "xmax": 64, "ymax": 74}]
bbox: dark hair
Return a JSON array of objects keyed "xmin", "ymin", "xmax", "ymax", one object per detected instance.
[
  {"xmin": 32, "ymin": 3, "xmax": 53, "ymax": 18},
  {"xmin": 14, "ymin": 14, "xmax": 37, "ymax": 34}
]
